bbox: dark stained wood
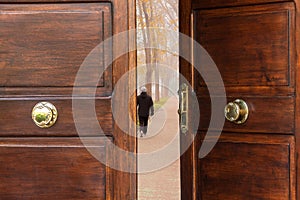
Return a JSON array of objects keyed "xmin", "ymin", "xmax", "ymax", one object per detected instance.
[
  {"xmin": 180, "ymin": 1, "xmax": 297, "ymax": 200},
  {"xmin": 0, "ymin": 137, "xmax": 111, "ymax": 199},
  {"xmin": 0, "ymin": 97, "xmax": 112, "ymax": 136},
  {"xmin": 194, "ymin": 3, "xmax": 295, "ymax": 88},
  {"xmin": 0, "ymin": 86, "xmax": 113, "ymax": 97},
  {"xmin": 0, "ymin": 3, "xmax": 112, "ymax": 90},
  {"xmin": 198, "ymin": 96, "xmax": 295, "ymax": 134},
  {"xmin": 196, "ymin": 86, "xmax": 295, "ymax": 97},
  {"xmin": 179, "ymin": 0, "xmax": 197, "ymax": 199},
  {"xmin": 295, "ymin": 0, "xmax": 300, "ymax": 197},
  {"xmin": 110, "ymin": 0, "xmax": 137, "ymax": 198},
  {"xmin": 197, "ymin": 133, "xmax": 295, "ymax": 200},
  {"xmin": 192, "ymin": 0, "xmax": 288, "ymax": 9},
  {"xmin": 0, "ymin": 0, "xmax": 111, "ymax": 2},
  {"xmin": 128, "ymin": 0, "xmax": 137, "ymax": 197},
  {"xmin": 0, "ymin": 0, "xmax": 137, "ymax": 199}
]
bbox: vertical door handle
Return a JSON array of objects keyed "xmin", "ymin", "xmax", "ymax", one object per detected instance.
[{"xmin": 178, "ymin": 83, "xmax": 188, "ymax": 134}]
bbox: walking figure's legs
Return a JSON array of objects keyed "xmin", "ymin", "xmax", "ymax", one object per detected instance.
[{"xmin": 139, "ymin": 116, "xmax": 149, "ymax": 137}]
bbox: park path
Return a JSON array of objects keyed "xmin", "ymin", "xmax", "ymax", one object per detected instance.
[{"xmin": 138, "ymin": 96, "xmax": 180, "ymax": 200}]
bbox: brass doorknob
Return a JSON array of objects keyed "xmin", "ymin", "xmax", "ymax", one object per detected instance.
[
  {"xmin": 32, "ymin": 102, "xmax": 58, "ymax": 128},
  {"xmin": 224, "ymin": 99, "xmax": 248, "ymax": 124}
]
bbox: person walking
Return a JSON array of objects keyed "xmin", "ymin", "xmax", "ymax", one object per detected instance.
[{"xmin": 137, "ymin": 86, "xmax": 154, "ymax": 137}]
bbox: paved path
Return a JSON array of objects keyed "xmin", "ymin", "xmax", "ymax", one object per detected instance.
[{"xmin": 138, "ymin": 96, "xmax": 180, "ymax": 200}]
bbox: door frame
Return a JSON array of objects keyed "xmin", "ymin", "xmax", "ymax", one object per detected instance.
[
  {"xmin": 110, "ymin": 0, "xmax": 137, "ymax": 199},
  {"xmin": 179, "ymin": 0, "xmax": 196, "ymax": 199}
]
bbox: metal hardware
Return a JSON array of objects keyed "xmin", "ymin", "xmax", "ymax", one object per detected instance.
[
  {"xmin": 224, "ymin": 99, "xmax": 248, "ymax": 124},
  {"xmin": 32, "ymin": 102, "xmax": 58, "ymax": 128},
  {"xmin": 178, "ymin": 83, "xmax": 188, "ymax": 133}
]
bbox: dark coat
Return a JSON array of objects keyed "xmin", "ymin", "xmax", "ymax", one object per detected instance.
[{"xmin": 137, "ymin": 92, "xmax": 154, "ymax": 117}]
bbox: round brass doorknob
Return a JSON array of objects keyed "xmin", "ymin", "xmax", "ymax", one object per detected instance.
[
  {"xmin": 224, "ymin": 99, "xmax": 248, "ymax": 124},
  {"xmin": 32, "ymin": 102, "xmax": 58, "ymax": 128}
]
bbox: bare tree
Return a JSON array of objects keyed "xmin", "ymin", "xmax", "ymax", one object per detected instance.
[{"xmin": 137, "ymin": 0, "xmax": 178, "ymax": 100}]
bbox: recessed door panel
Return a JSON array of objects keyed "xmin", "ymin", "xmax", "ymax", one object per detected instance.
[
  {"xmin": 194, "ymin": 3, "xmax": 294, "ymax": 88},
  {"xmin": 0, "ymin": 98, "xmax": 112, "ymax": 136},
  {"xmin": 0, "ymin": 137, "xmax": 111, "ymax": 199},
  {"xmin": 0, "ymin": 3, "xmax": 112, "ymax": 89},
  {"xmin": 198, "ymin": 96, "xmax": 294, "ymax": 134},
  {"xmin": 198, "ymin": 134, "xmax": 295, "ymax": 200}
]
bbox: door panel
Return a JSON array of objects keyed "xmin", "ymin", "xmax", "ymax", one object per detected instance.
[
  {"xmin": 192, "ymin": 0, "xmax": 288, "ymax": 9},
  {"xmin": 194, "ymin": 3, "xmax": 294, "ymax": 88},
  {"xmin": 0, "ymin": 3, "xmax": 112, "ymax": 90},
  {"xmin": 0, "ymin": 98, "xmax": 112, "ymax": 136},
  {"xmin": 198, "ymin": 134, "xmax": 295, "ymax": 200},
  {"xmin": 0, "ymin": 137, "xmax": 111, "ymax": 199},
  {"xmin": 198, "ymin": 96, "xmax": 294, "ymax": 134}
]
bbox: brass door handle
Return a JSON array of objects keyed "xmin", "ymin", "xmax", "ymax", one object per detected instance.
[
  {"xmin": 178, "ymin": 83, "xmax": 188, "ymax": 133},
  {"xmin": 32, "ymin": 102, "xmax": 58, "ymax": 128},
  {"xmin": 224, "ymin": 99, "xmax": 248, "ymax": 124}
]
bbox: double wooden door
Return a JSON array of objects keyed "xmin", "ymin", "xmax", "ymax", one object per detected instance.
[
  {"xmin": 180, "ymin": 0, "xmax": 298, "ymax": 199},
  {"xmin": 0, "ymin": 0, "xmax": 136, "ymax": 199}
]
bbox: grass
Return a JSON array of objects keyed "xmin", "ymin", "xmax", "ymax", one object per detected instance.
[{"xmin": 154, "ymin": 97, "xmax": 169, "ymax": 111}]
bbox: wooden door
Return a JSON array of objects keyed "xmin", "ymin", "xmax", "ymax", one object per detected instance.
[
  {"xmin": 0, "ymin": 0, "xmax": 136, "ymax": 199},
  {"xmin": 180, "ymin": 1, "xmax": 297, "ymax": 199}
]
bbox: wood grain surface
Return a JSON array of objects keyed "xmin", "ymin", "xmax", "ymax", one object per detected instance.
[
  {"xmin": 0, "ymin": 1, "xmax": 137, "ymax": 199},
  {"xmin": 194, "ymin": 3, "xmax": 295, "ymax": 88},
  {"xmin": 0, "ymin": 97, "xmax": 112, "ymax": 136},
  {"xmin": 198, "ymin": 96, "xmax": 295, "ymax": 134},
  {"xmin": 180, "ymin": 1, "xmax": 297, "ymax": 200},
  {"xmin": 0, "ymin": 137, "xmax": 111, "ymax": 200},
  {"xmin": 197, "ymin": 133, "xmax": 295, "ymax": 200},
  {"xmin": 0, "ymin": 3, "xmax": 112, "ymax": 89}
]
